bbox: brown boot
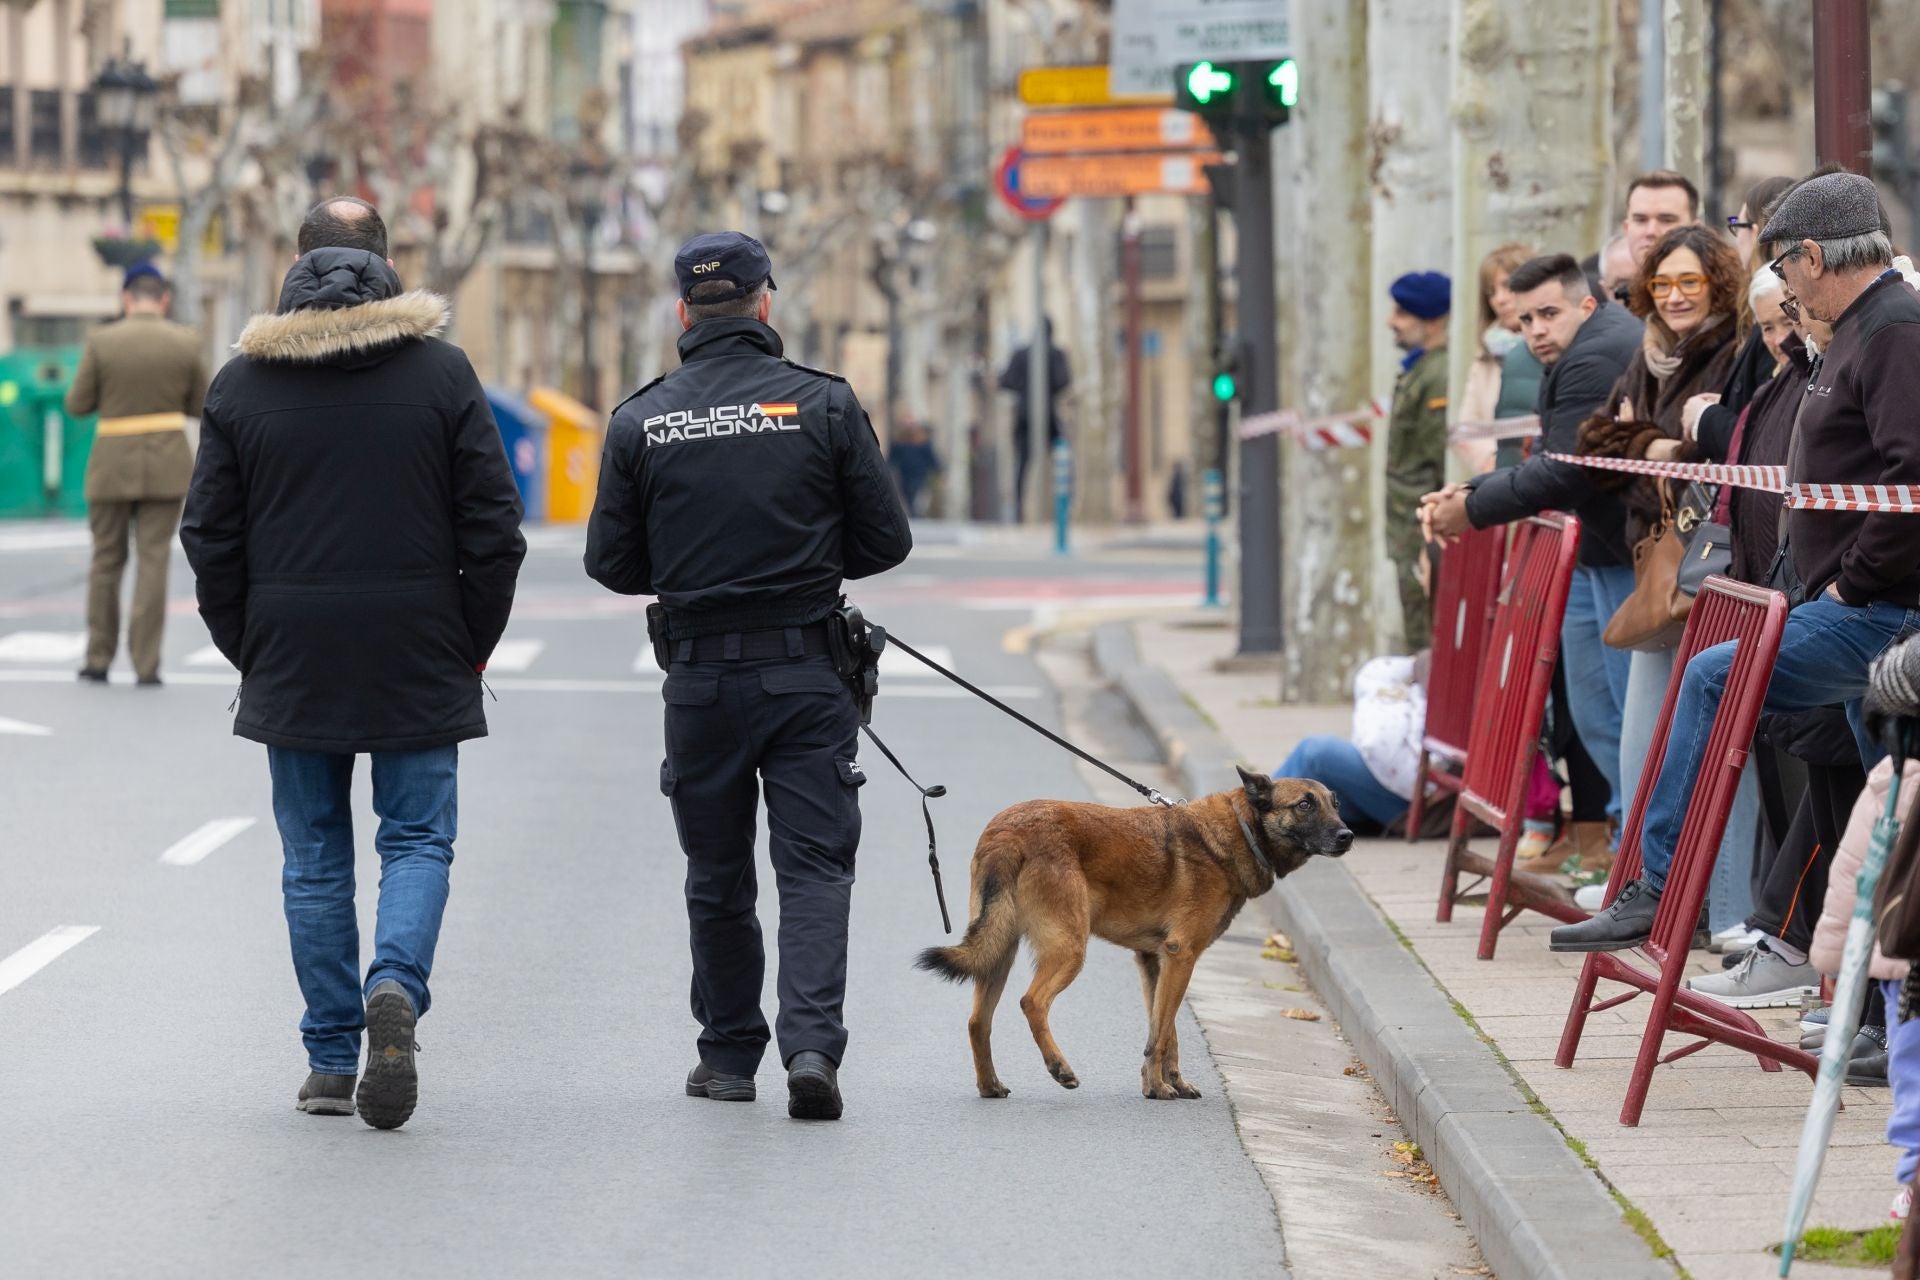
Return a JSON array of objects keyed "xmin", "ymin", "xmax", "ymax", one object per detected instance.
[{"xmin": 1560, "ymin": 821, "xmax": 1614, "ymax": 882}]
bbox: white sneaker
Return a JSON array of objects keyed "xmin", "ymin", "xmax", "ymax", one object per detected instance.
[
  {"xmin": 1893, "ymin": 1184, "xmax": 1913, "ymax": 1222},
  {"xmin": 1574, "ymin": 883, "xmax": 1607, "ymax": 912},
  {"xmin": 1710, "ymin": 924, "xmax": 1764, "ymax": 954},
  {"xmin": 1685, "ymin": 945, "xmax": 1821, "ymax": 1009}
]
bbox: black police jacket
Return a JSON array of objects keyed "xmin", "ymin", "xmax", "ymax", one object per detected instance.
[{"xmin": 584, "ymin": 317, "xmax": 912, "ymax": 636}]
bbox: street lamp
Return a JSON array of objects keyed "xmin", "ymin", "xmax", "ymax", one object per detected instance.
[
  {"xmin": 93, "ymin": 57, "xmax": 158, "ymax": 229},
  {"xmin": 568, "ymin": 154, "xmax": 613, "ymax": 408}
]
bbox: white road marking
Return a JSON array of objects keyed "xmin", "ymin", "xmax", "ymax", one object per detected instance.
[
  {"xmin": 483, "ymin": 639, "xmax": 546, "ymax": 672},
  {"xmin": 159, "ymin": 817, "xmax": 258, "ymax": 867},
  {"xmin": 0, "ymin": 926, "xmax": 100, "ymax": 995},
  {"xmin": 0, "ymin": 716, "xmax": 52, "ymax": 735},
  {"xmin": 0, "ymin": 525, "xmax": 91, "ymax": 554},
  {"xmin": 0, "ymin": 668, "xmax": 1044, "ymax": 700},
  {"xmin": 878, "ymin": 643, "xmax": 952, "ymax": 677},
  {"xmin": 184, "ymin": 645, "xmax": 236, "ymax": 669},
  {"xmin": 0, "ymin": 631, "xmax": 87, "ymax": 663}
]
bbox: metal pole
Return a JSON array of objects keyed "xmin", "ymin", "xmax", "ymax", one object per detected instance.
[
  {"xmin": 1235, "ymin": 115, "xmax": 1281, "ymax": 656},
  {"xmin": 118, "ymin": 128, "xmax": 135, "ymax": 229},
  {"xmin": 1706, "ymin": 0, "xmax": 1726, "ymax": 221},
  {"xmin": 1640, "ymin": 0, "xmax": 1666, "ymax": 171},
  {"xmin": 1202, "ymin": 466, "xmax": 1223, "ymax": 607},
  {"xmin": 1121, "ymin": 203, "xmax": 1145, "ymax": 523},
  {"xmin": 1025, "ymin": 220, "xmax": 1049, "ymax": 525},
  {"xmin": 580, "ymin": 213, "xmax": 600, "ymax": 407},
  {"xmin": 1813, "ymin": 0, "xmax": 1873, "ymax": 175},
  {"xmin": 1053, "ymin": 437, "xmax": 1071, "ymax": 555}
]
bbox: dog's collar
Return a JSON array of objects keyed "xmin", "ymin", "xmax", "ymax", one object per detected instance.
[{"xmin": 1234, "ymin": 800, "xmax": 1276, "ymax": 878}]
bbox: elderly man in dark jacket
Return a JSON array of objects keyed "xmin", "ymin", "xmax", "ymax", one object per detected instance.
[
  {"xmin": 1424, "ymin": 253, "xmax": 1642, "ymax": 837},
  {"xmin": 180, "ymin": 198, "xmax": 525, "ymax": 1130},
  {"xmin": 1553, "ymin": 172, "xmax": 1920, "ymax": 954}
]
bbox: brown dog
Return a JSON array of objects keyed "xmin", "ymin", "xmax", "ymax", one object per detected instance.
[{"xmin": 916, "ymin": 767, "xmax": 1352, "ymax": 1100}]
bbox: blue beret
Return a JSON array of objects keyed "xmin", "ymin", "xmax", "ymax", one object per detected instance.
[
  {"xmin": 1390, "ymin": 271, "xmax": 1451, "ymax": 320},
  {"xmin": 123, "ymin": 261, "xmax": 167, "ymax": 290}
]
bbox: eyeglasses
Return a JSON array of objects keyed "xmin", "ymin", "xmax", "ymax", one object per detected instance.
[
  {"xmin": 1778, "ymin": 292, "xmax": 1802, "ymax": 326},
  {"xmin": 1727, "ymin": 216, "xmax": 1755, "ymax": 231},
  {"xmin": 1648, "ymin": 273, "xmax": 1709, "ymax": 299},
  {"xmin": 1769, "ymin": 247, "xmax": 1803, "ymax": 281}
]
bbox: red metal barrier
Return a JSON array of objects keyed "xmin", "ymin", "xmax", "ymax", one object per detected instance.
[
  {"xmin": 1405, "ymin": 523, "xmax": 1507, "ymax": 842},
  {"xmin": 1554, "ymin": 577, "xmax": 1802, "ymax": 1127},
  {"xmin": 1435, "ymin": 513, "xmax": 1582, "ymax": 958}
]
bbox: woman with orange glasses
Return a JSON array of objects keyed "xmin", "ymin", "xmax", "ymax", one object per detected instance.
[{"xmin": 1569, "ymin": 223, "xmax": 1746, "ymax": 887}]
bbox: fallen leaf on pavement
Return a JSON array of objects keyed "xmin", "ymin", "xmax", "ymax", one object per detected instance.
[
  {"xmin": 1265, "ymin": 931, "xmax": 1292, "ymax": 950},
  {"xmin": 1278, "ymin": 1008, "xmax": 1320, "ymax": 1021}
]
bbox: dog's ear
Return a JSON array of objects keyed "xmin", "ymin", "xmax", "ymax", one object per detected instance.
[{"xmin": 1236, "ymin": 765, "xmax": 1275, "ymax": 813}]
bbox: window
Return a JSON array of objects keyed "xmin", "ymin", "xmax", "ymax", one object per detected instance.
[
  {"xmin": 0, "ymin": 88, "xmax": 15, "ymax": 168},
  {"xmin": 76, "ymin": 92, "xmax": 108, "ymax": 169},
  {"xmin": 28, "ymin": 90, "xmax": 59, "ymax": 165},
  {"xmin": 164, "ymin": 0, "xmax": 220, "ymax": 15}
]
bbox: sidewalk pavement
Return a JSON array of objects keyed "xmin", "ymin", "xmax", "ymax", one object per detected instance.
[{"xmin": 1101, "ymin": 609, "xmax": 1897, "ymax": 1280}]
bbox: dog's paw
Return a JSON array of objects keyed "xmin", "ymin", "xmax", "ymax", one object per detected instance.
[
  {"xmin": 1171, "ymin": 1075, "xmax": 1202, "ymax": 1100},
  {"xmin": 1046, "ymin": 1060, "xmax": 1080, "ymax": 1089},
  {"xmin": 978, "ymin": 1080, "xmax": 1011, "ymax": 1099},
  {"xmin": 1141, "ymin": 1079, "xmax": 1178, "ymax": 1100}
]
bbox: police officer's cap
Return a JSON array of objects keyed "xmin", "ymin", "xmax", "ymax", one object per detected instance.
[{"xmin": 674, "ymin": 231, "xmax": 778, "ymax": 303}]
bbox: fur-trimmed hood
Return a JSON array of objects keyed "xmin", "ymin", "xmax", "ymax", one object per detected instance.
[
  {"xmin": 234, "ymin": 290, "xmax": 449, "ymax": 364},
  {"xmin": 235, "ymin": 247, "xmax": 447, "ymax": 365}
]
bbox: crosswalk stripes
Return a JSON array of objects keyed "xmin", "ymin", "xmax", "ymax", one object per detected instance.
[
  {"xmin": 0, "ymin": 631, "xmax": 86, "ymax": 663},
  {"xmin": 484, "ymin": 638, "xmax": 547, "ymax": 673},
  {"xmin": 185, "ymin": 645, "xmax": 236, "ymax": 669}
]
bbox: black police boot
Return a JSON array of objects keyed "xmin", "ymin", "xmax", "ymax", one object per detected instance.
[
  {"xmin": 356, "ymin": 980, "xmax": 419, "ymax": 1131},
  {"xmin": 786, "ymin": 1050, "xmax": 843, "ymax": 1121},
  {"xmin": 295, "ymin": 1071, "xmax": 356, "ymax": 1116},
  {"xmin": 1549, "ymin": 878, "xmax": 1661, "ymax": 952},
  {"xmin": 686, "ymin": 1062, "xmax": 756, "ymax": 1102}
]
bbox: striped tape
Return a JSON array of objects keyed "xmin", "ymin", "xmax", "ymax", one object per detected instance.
[
  {"xmin": 1545, "ymin": 451, "xmax": 1920, "ymax": 513},
  {"xmin": 1238, "ymin": 401, "xmax": 1384, "ymax": 450},
  {"xmin": 1450, "ymin": 414, "xmax": 1541, "ymax": 442}
]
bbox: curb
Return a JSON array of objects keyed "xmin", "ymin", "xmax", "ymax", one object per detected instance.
[{"xmin": 1091, "ymin": 621, "xmax": 1676, "ymax": 1280}]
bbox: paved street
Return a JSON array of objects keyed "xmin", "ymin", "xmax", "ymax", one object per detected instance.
[{"xmin": 0, "ymin": 522, "xmax": 1475, "ymax": 1277}]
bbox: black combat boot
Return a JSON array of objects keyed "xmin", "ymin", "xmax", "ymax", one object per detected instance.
[
  {"xmin": 686, "ymin": 1062, "xmax": 756, "ymax": 1102},
  {"xmin": 295, "ymin": 1071, "xmax": 356, "ymax": 1116},
  {"xmin": 786, "ymin": 1050, "xmax": 842, "ymax": 1121}
]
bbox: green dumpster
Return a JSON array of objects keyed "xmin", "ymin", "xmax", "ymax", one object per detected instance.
[{"xmin": 0, "ymin": 346, "xmax": 93, "ymax": 518}]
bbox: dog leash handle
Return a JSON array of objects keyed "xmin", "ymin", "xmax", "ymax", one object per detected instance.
[{"xmin": 860, "ymin": 722, "xmax": 953, "ymax": 934}]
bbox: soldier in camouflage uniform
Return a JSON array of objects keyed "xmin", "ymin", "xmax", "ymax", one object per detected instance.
[{"xmin": 1384, "ymin": 271, "xmax": 1452, "ymax": 645}]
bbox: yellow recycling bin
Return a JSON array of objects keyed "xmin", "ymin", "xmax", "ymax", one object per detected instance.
[{"xmin": 529, "ymin": 387, "xmax": 603, "ymax": 523}]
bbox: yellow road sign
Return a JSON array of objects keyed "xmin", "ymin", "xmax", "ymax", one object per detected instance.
[
  {"xmin": 1020, "ymin": 151, "xmax": 1222, "ymax": 199},
  {"xmin": 1017, "ymin": 64, "xmax": 1171, "ymax": 108},
  {"xmin": 1021, "ymin": 108, "xmax": 1208, "ymax": 154}
]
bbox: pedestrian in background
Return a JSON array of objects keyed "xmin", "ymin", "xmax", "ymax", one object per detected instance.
[
  {"xmin": 67, "ymin": 263, "xmax": 207, "ymax": 686},
  {"xmin": 1384, "ymin": 269, "xmax": 1451, "ymax": 645},
  {"xmin": 585, "ymin": 231, "xmax": 911, "ymax": 1121},
  {"xmin": 888, "ymin": 413, "xmax": 941, "ymax": 516},
  {"xmin": 1455, "ymin": 242, "xmax": 1540, "ymax": 474},
  {"xmin": 1620, "ymin": 169, "xmax": 1702, "ymax": 271},
  {"xmin": 181, "ymin": 197, "xmax": 526, "ymax": 1130},
  {"xmin": 1422, "ymin": 253, "xmax": 1642, "ymax": 875},
  {"xmin": 998, "ymin": 319, "xmax": 1070, "ymax": 521}
]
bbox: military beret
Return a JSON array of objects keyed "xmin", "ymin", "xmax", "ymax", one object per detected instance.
[{"xmin": 1390, "ymin": 271, "xmax": 1451, "ymax": 320}]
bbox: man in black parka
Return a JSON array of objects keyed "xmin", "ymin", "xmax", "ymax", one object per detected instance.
[
  {"xmin": 181, "ymin": 198, "xmax": 525, "ymax": 1131},
  {"xmin": 585, "ymin": 231, "xmax": 911, "ymax": 1120}
]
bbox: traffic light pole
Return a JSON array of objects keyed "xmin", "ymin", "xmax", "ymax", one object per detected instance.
[{"xmin": 1234, "ymin": 115, "xmax": 1282, "ymax": 656}]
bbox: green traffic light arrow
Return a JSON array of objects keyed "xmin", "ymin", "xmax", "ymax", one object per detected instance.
[
  {"xmin": 1187, "ymin": 61, "xmax": 1236, "ymax": 105},
  {"xmin": 1268, "ymin": 59, "xmax": 1299, "ymax": 108}
]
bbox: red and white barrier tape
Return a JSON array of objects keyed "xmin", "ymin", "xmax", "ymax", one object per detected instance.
[
  {"xmin": 1449, "ymin": 414, "xmax": 1541, "ymax": 443},
  {"xmin": 1545, "ymin": 451, "xmax": 1920, "ymax": 513},
  {"xmin": 1238, "ymin": 401, "xmax": 1384, "ymax": 450}
]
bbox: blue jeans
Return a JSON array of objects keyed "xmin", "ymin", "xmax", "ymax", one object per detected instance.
[
  {"xmin": 1639, "ymin": 597, "xmax": 1919, "ymax": 892},
  {"xmin": 1619, "ymin": 648, "xmax": 1676, "ymax": 830},
  {"xmin": 1277, "ymin": 736, "xmax": 1406, "ymax": 833},
  {"xmin": 1561, "ymin": 564, "xmax": 1635, "ymax": 828},
  {"xmin": 268, "ymin": 746, "xmax": 459, "ymax": 1075},
  {"xmin": 1886, "ymin": 979, "xmax": 1920, "ymax": 1186}
]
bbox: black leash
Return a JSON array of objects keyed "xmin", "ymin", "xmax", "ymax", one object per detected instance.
[
  {"xmin": 884, "ymin": 633, "xmax": 1184, "ymax": 809},
  {"xmin": 858, "ymin": 722, "xmax": 952, "ymax": 934}
]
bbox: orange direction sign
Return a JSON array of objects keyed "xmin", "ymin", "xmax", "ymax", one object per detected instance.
[
  {"xmin": 1017, "ymin": 64, "xmax": 1172, "ymax": 107},
  {"xmin": 1020, "ymin": 151, "xmax": 1222, "ymax": 198},
  {"xmin": 1021, "ymin": 108, "xmax": 1209, "ymax": 155}
]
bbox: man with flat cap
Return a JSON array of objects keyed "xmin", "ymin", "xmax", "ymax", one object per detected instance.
[
  {"xmin": 1384, "ymin": 269, "xmax": 1451, "ymax": 643},
  {"xmin": 585, "ymin": 230, "xmax": 912, "ymax": 1120},
  {"xmin": 1553, "ymin": 170, "xmax": 1920, "ymax": 954},
  {"xmin": 67, "ymin": 262, "xmax": 208, "ymax": 685}
]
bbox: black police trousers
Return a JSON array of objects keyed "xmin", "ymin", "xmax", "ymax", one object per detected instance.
[{"xmin": 658, "ymin": 653, "xmax": 864, "ymax": 1075}]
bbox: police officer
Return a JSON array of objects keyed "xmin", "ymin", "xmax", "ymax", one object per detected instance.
[{"xmin": 585, "ymin": 231, "xmax": 911, "ymax": 1121}]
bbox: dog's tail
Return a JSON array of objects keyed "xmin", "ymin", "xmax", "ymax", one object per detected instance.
[{"xmin": 915, "ymin": 867, "xmax": 1018, "ymax": 982}]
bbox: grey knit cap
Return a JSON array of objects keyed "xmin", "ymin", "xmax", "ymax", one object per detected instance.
[{"xmin": 1760, "ymin": 171, "xmax": 1886, "ymax": 246}]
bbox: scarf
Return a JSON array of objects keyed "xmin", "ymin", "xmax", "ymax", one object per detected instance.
[{"xmin": 1641, "ymin": 310, "xmax": 1728, "ymax": 381}]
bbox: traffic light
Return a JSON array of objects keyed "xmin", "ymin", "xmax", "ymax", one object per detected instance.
[
  {"xmin": 1212, "ymin": 370, "xmax": 1238, "ymax": 402},
  {"xmin": 1174, "ymin": 60, "xmax": 1297, "ymax": 126},
  {"xmin": 1212, "ymin": 337, "xmax": 1241, "ymax": 402},
  {"xmin": 1872, "ymin": 84, "xmax": 1913, "ymax": 190}
]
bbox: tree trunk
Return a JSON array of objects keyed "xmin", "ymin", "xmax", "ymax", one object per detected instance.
[
  {"xmin": 1448, "ymin": 0, "xmax": 1616, "ymax": 445},
  {"xmin": 1368, "ymin": 0, "xmax": 1453, "ymax": 653},
  {"xmin": 1663, "ymin": 0, "xmax": 1707, "ymax": 181},
  {"xmin": 1279, "ymin": 0, "xmax": 1374, "ymax": 702},
  {"xmin": 1067, "ymin": 197, "xmax": 1118, "ymax": 525}
]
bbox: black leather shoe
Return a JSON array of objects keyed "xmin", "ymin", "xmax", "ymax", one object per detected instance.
[
  {"xmin": 76, "ymin": 667, "xmax": 107, "ymax": 684},
  {"xmin": 1846, "ymin": 1025, "xmax": 1890, "ymax": 1087},
  {"xmin": 1549, "ymin": 879, "xmax": 1661, "ymax": 952},
  {"xmin": 686, "ymin": 1062, "xmax": 756, "ymax": 1102},
  {"xmin": 136, "ymin": 673, "xmax": 163, "ymax": 687},
  {"xmin": 786, "ymin": 1050, "xmax": 843, "ymax": 1120},
  {"xmin": 295, "ymin": 1071, "xmax": 356, "ymax": 1116}
]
